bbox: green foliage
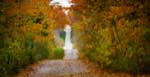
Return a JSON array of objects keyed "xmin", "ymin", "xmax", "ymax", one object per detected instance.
[
  {"xmin": 0, "ymin": 14, "xmax": 6, "ymax": 24},
  {"xmin": 0, "ymin": 2, "xmax": 11, "ymax": 9},
  {"xmin": 0, "ymin": 11, "xmax": 4, "ymax": 16},
  {"xmin": 41, "ymin": 22, "xmax": 49, "ymax": 36},
  {"xmin": 40, "ymin": 29, "xmax": 49, "ymax": 36},
  {"xmin": 52, "ymin": 47, "xmax": 64, "ymax": 59},
  {"xmin": 0, "ymin": 32, "xmax": 5, "ymax": 48},
  {"xmin": 143, "ymin": 30, "xmax": 150, "ymax": 41},
  {"xmin": 21, "ymin": 15, "xmax": 34, "ymax": 24},
  {"xmin": 32, "ymin": 13, "xmax": 44, "ymax": 24},
  {"xmin": 32, "ymin": 41, "xmax": 49, "ymax": 61},
  {"xmin": 42, "ymin": 22, "xmax": 48, "ymax": 29},
  {"xmin": 24, "ymin": 33, "xmax": 35, "ymax": 49},
  {"xmin": 0, "ymin": 33, "xmax": 50, "ymax": 77},
  {"xmin": 0, "ymin": 49, "xmax": 19, "ymax": 76}
]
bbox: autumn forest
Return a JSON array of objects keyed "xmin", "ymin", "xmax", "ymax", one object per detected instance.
[{"xmin": 0, "ymin": 0, "xmax": 150, "ymax": 77}]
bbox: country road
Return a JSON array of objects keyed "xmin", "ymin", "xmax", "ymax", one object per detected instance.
[
  {"xmin": 16, "ymin": 60, "xmax": 100, "ymax": 77},
  {"xmin": 16, "ymin": 60, "xmax": 150, "ymax": 77}
]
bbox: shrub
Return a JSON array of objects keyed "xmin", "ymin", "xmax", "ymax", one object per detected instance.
[
  {"xmin": 0, "ymin": 33, "xmax": 50, "ymax": 77},
  {"xmin": 53, "ymin": 47, "xmax": 64, "ymax": 59},
  {"xmin": 32, "ymin": 41, "xmax": 49, "ymax": 61}
]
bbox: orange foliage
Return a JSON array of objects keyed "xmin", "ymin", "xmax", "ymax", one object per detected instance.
[
  {"xmin": 72, "ymin": 0, "xmax": 85, "ymax": 12},
  {"xmin": 117, "ymin": 18, "xmax": 126, "ymax": 28},
  {"xmin": 52, "ymin": 6, "xmax": 68, "ymax": 28},
  {"xmin": 105, "ymin": 6, "xmax": 132, "ymax": 19}
]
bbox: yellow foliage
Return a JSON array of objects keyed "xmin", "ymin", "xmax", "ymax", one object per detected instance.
[{"xmin": 85, "ymin": 44, "xmax": 93, "ymax": 49}]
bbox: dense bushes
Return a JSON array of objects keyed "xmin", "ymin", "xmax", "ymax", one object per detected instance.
[
  {"xmin": 0, "ymin": 34, "xmax": 50, "ymax": 77},
  {"xmin": 53, "ymin": 47, "xmax": 64, "ymax": 59},
  {"xmin": 0, "ymin": 33, "xmax": 65, "ymax": 76},
  {"xmin": 72, "ymin": 0, "xmax": 150, "ymax": 73}
]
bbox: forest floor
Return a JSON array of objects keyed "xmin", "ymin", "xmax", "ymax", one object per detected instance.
[{"xmin": 16, "ymin": 59, "xmax": 150, "ymax": 77}]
